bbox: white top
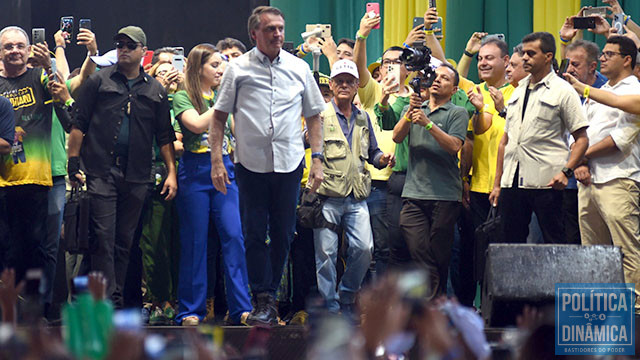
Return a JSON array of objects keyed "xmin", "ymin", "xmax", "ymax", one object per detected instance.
[
  {"xmin": 214, "ymin": 47, "xmax": 325, "ymax": 173},
  {"xmin": 584, "ymin": 75, "xmax": 640, "ymax": 184},
  {"xmin": 501, "ymin": 71, "xmax": 588, "ymax": 188}
]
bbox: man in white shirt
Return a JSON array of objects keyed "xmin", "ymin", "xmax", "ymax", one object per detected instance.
[
  {"xmin": 210, "ymin": 6, "xmax": 326, "ymax": 325},
  {"xmin": 574, "ymin": 36, "xmax": 640, "ymax": 315}
]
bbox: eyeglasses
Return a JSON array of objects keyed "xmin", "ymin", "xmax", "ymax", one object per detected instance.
[
  {"xmin": 381, "ymin": 58, "xmax": 403, "ymax": 65},
  {"xmin": 600, "ymin": 51, "xmax": 624, "ymax": 60},
  {"xmin": 115, "ymin": 41, "xmax": 141, "ymax": 50}
]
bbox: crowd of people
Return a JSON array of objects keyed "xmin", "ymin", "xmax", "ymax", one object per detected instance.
[{"xmin": 0, "ymin": 0, "xmax": 640, "ymax": 358}]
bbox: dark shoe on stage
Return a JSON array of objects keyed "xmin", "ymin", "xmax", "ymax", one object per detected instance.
[{"xmin": 246, "ymin": 293, "xmax": 278, "ymax": 326}]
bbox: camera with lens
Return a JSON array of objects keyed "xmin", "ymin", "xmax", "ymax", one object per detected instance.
[{"xmin": 400, "ymin": 41, "xmax": 437, "ymax": 93}]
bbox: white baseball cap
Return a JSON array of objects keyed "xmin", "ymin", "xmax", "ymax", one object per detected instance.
[{"xmin": 330, "ymin": 59, "xmax": 359, "ymax": 80}]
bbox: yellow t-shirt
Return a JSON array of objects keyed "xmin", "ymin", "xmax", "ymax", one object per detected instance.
[
  {"xmin": 469, "ymin": 81, "xmax": 515, "ymax": 194},
  {"xmin": 358, "ymin": 79, "xmax": 407, "ymax": 181}
]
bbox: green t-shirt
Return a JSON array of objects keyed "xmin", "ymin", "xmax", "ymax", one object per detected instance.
[
  {"xmin": 375, "ymin": 89, "xmax": 473, "ymax": 173},
  {"xmin": 172, "ymin": 90, "xmax": 232, "ymax": 155},
  {"xmin": 402, "ymin": 101, "xmax": 469, "ymax": 201}
]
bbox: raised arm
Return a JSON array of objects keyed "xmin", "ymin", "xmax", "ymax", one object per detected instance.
[
  {"xmin": 565, "ymin": 73, "xmax": 640, "ymax": 114},
  {"xmin": 354, "ymin": 12, "xmax": 381, "ymax": 88},
  {"xmin": 69, "ymin": 29, "xmax": 98, "ymax": 95},
  {"xmin": 457, "ymin": 32, "xmax": 486, "ymax": 78}
]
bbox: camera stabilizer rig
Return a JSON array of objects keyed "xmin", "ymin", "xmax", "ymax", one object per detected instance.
[{"xmin": 400, "ymin": 41, "xmax": 437, "ymax": 93}]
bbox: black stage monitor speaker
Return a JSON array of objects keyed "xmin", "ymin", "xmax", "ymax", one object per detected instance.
[{"xmin": 482, "ymin": 244, "xmax": 624, "ymax": 327}]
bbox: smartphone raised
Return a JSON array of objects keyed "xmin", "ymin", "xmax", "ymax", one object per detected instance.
[
  {"xmin": 429, "ymin": 0, "xmax": 437, "ymax": 8},
  {"xmin": 60, "ymin": 16, "xmax": 74, "ymax": 40},
  {"xmin": 79, "ymin": 19, "xmax": 91, "ymax": 31},
  {"xmin": 573, "ymin": 16, "xmax": 596, "ymax": 29},
  {"xmin": 173, "ymin": 54, "xmax": 184, "ymax": 73},
  {"xmin": 482, "ymin": 33, "xmax": 505, "ymax": 44},
  {"xmin": 433, "ymin": 17, "xmax": 443, "ymax": 37},
  {"xmin": 50, "ymin": 58, "xmax": 58, "ymax": 79},
  {"xmin": 388, "ymin": 63, "xmax": 401, "ymax": 93},
  {"xmin": 305, "ymin": 24, "xmax": 332, "ymax": 39},
  {"xmin": 142, "ymin": 50, "xmax": 154, "ymax": 67},
  {"xmin": 413, "ymin": 17, "xmax": 425, "ymax": 30},
  {"xmin": 558, "ymin": 58, "xmax": 569, "ymax": 80},
  {"xmin": 366, "ymin": 3, "xmax": 381, "ymax": 29},
  {"xmin": 32, "ymin": 28, "xmax": 45, "ymax": 44},
  {"xmin": 174, "ymin": 47, "xmax": 184, "ymax": 57},
  {"xmin": 613, "ymin": 13, "xmax": 625, "ymax": 34}
]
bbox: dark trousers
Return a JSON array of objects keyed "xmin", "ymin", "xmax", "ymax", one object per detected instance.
[
  {"xmin": 291, "ymin": 217, "xmax": 317, "ymax": 312},
  {"xmin": 469, "ymin": 191, "xmax": 492, "ymax": 231},
  {"xmin": 449, "ymin": 204, "xmax": 475, "ymax": 307},
  {"xmin": 235, "ymin": 162, "xmax": 303, "ymax": 296},
  {"xmin": 386, "ymin": 172, "xmax": 411, "ymax": 268},
  {"xmin": 0, "ymin": 185, "xmax": 47, "ymax": 281},
  {"xmin": 367, "ymin": 181, "xmax": 389, "ymax": 276},
  {"xmin": 87, "ymin": 166, "xmax": 148, "ymax": 307},
  {"xmin": 562, "ymin": 189, "xmax": 581, "ymax": 244},
  {"xmin": 400, "ymin": 199, "xmax": 460, "ymax": 300},
  {"xmin": 499, "ymin": 187, "xmax": 565, "ymax": 244}
]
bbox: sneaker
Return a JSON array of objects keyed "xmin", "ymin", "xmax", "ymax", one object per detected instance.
[
  {"xmin": 182, "ymin": 315, "xmax": 199, "ymax": 326},
  {"xmin": 162, "ymin": 302, "xmax": 176, "ymax": 320},
  {"xmin": 149, "ymin": 306, "xmax": 169, "ymax": 326}
]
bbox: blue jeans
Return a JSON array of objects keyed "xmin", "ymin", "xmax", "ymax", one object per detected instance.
[
  {"xmin": 314, "ymin": 195, "xmax": 373, "ymax": 312},
  {"xmin": 176, "ymin": 153, "xmax": 251, "ymax": 323},
  {"xmin": 43, "ymin": 176, "xmax": 66, "ymax": 304},
  {"xmin": 235, "ymin": 161, "xmax": 303, "ymax": 296},
  {"xmin": 366, "ymin": 182, "xmax": 389, "ymax": 276}
]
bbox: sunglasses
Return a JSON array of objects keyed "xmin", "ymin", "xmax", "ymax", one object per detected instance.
[{"xmin": 115, "ymin": 41, "xmax": 141, "ymax": 50}]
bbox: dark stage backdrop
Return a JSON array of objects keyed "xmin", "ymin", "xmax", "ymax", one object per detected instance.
[{"xmin": 0, "ymin": 0, "xmax": 268, "ymax": 71}]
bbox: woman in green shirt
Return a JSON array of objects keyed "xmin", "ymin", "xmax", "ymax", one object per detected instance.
[{"xmin": 172, "ymin": 44, "xmax": 251, "ymax": 326}]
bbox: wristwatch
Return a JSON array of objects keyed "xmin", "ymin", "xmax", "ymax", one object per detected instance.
[
  {"xmin": 498, "ymin": 107, "xmax": 507, "ymax": 118},
  {"xmin": 311, "ymin": 152, "xmax": 324, "ymax": 162},
  {"xmin": 562, "ymin": 167, "xmax": 574, "ymax": 178}
]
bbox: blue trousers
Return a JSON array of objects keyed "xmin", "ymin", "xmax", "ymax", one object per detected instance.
[
  {"xmin": 43, "ymin": 176, "xmax": 66, "ymax": 304},
  {"xmin": 176, "ymin": 153, "xmax": 251, "ymax": 323},
  {"xmin": 235, "ymin": 161, "xmax": 303, "ymax": 296}
]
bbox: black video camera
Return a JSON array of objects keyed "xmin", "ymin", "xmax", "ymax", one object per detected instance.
[{"xmin": 400, "ymin": 42, "xmax": 437, "ymax": 93}]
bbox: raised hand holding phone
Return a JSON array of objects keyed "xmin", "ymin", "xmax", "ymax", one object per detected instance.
[{"xmin": 366, "ymin": 3, "xmax": 381, "ymax": 30}]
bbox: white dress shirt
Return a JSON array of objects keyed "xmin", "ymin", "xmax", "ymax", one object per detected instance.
[
  {"xmin": 214, "ymin": 47, "xmax": 325, "ymax": 173},
  {"xmin": 584, "ymin": 75, "xmax": 640, "ymax": 184}
]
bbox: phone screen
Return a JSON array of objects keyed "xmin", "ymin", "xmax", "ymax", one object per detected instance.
[
  {"xmin": 366, "ymin": 3, "xmax": 380, "ymax": 29},
  {"xmin": 79, "ymin": 19, "xmax": 91, "ymax": 31},
  {"xmin": 60, "ymin": 16, "xmax": 74, "ymax": 40}
]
